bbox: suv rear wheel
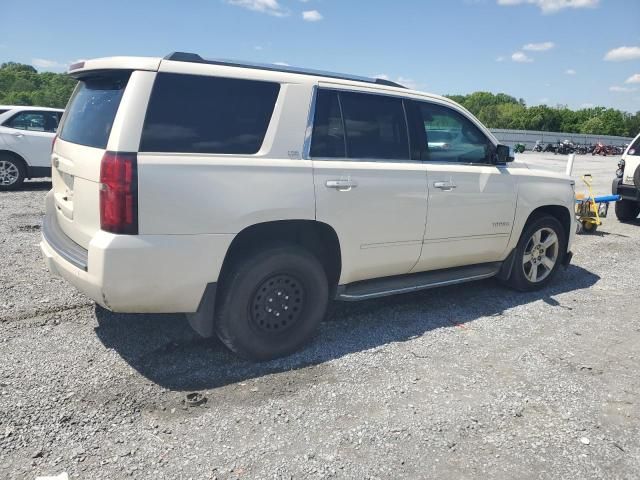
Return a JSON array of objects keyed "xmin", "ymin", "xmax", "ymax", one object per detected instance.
[
  {"xmin": 614, "ymin": 199, "xmax": 640, "ymax": 222},
  {"xmin": 506, "ymin": 214, "xmax": 566, "ymax": 291},
  {"xmin": 0, "ymin": 155, "xmax": 25, "ymax": 191},
  {"xmin": 215, "ymin": 245, "xmax": 329, "ymax": 361}
]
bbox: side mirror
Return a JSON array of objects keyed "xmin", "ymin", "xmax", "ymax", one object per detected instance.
[{"xmin": 495, "ymin": 144, "xmax": 514, "ymax": 164}]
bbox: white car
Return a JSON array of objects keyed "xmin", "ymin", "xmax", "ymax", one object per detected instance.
[
  {"xmin": 41, "ymin": 53, "xmax": 576, "ymax": 360},
  {"xmin": 0, "ymin": 106, "xmax": 63, "ymax": 189},
  {"xmin": 612, "ymin": 131, "xmax": 640, "ymax": 221}
]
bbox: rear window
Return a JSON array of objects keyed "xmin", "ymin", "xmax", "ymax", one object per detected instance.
[
  {"xmin": 59, "ymin": 73, "xmax": 130, "ymax": 149},
  {"xmin": 140, "ymin": 73, "xmax": 280, "ymax": 154}
]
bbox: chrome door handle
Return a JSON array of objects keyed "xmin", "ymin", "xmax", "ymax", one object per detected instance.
[
  {"xmin": 12, "ymin": 133, "xmax": 24, "ymax": 138},
  {"xmin": 326, "ymin": 179, "xmax": 358, "ymax": 191},
  {"xmin": 433, "ymin": 181, "xmax": 456, "ymax": 190}
]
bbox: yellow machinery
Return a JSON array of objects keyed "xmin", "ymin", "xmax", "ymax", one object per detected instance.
[{"xmin": 574, "ymin": 174, "xmax": 620, "ymax": 233}]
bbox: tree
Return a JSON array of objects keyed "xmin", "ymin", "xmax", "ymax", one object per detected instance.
[{"xmin": 0, "ymin": 62, "xmax": 76, "ymax": 108}]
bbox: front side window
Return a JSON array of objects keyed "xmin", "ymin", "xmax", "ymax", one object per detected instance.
[
  {"xmin": 340, "ymin": 91, "xmax": 410, "ymax": 160},
  {"xmin": 140, "ymin": 73, "xmax": 280, "ymax": 154},
  {"xmin": 5, "ymin": 111, "xmax": 60, "ymax": 133},
  {"xmin": 417, "ymin": 102, "xmax": 491, "ymax": 163}
]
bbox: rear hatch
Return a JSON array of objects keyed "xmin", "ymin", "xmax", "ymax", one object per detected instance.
[{"xmin": 52, "ymin": 71, "xmax": 134, "ymax": 248}]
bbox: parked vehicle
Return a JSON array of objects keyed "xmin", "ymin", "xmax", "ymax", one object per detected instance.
[
  {"xmin": 555, "ymin": 140, "xmax": 575, "ymax": 155},
  {"xmin": 0, "ymin": 106, "xmax": 64, "ymax": 190},
  {"xmin": 612, "ymin": 132, "xmax": 640, "ymax": 222},
  {"xmin": 41, "ymin": 53, "xmax": 576, "ymax": 360},
  {"xmin": 543, "ymin": 143, "xmax": 557, "ymax": 153},
  {"xmin": 533, "ymin": 140, "xmax": 543, "ymax": 153}
]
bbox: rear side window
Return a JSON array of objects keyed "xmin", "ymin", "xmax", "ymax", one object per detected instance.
[
  {"xmin": 140, "ymin": 73, "xmax": 280, "ymax": 154},
  {"xmin": 310, "ymin": 90, "xmax": 345, "ymax": 158},
  {"xmin": 4, "ymin": 111, "xmax": 60, "ymax": 133},
  {"xmin": 309, "ymin": 89, "xmax": 410, "ymax": 161},
  {"xmin": 59, "ymin": 73, "xmax": 130, "ymax": 148}
]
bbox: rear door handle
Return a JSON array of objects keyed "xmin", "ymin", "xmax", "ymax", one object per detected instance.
[
  {"xmin": 326, "ymin": 179, "xmax": 358, "ymax": 191},
  {"xmin": 12, "ymin": 132, "xmax": 24, "ymax": 138},
  {"xmin": 433, "ymin": 181, "xmax": 456, "ymax": 190}
]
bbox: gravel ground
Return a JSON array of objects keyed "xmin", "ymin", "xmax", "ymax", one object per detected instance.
[{"xmin": 1, "ymin": 153, "xmax": 639, "ymax": 479}]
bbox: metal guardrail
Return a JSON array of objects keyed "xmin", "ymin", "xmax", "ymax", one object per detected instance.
[{"xmin": 490, "ymin": 128, "xmax": 633, "ymax": 148}]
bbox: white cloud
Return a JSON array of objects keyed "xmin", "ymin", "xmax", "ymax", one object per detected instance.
[
  {"xmin": 539, "ymin": 97, "xmax": 550, "ymax": 104},
  {"xmin": 495, "ymin": 56, "xmax": 505, "ymax": 62},
  {"xmin": 227, "ymin": 0, "xmax": 288, "ymax": 17},
  {"xmin": 497, "ymin": 0, "xmax": 598, "ymax": 14},
  {"xmin": 604, "ymin": 46, "xmax": 640, "ymax": 62},
  {"xmin": 302, "ymin": 9, "xmax": 323, "ymax": 21},
  {"xmin": 511, "ymin": 51, "xmax": 533, "ymax": 63},
  {"xmin": 374, "ymin": 74, "xmax": 420, "ymax": 90},
  {"xmin": 609, "ymin": 86, "xmax": 637, "ymax": 93},
  {"xmin": 523, "ymin": 41, "xmax": 555, "ymax": 51},
  {"xmin": 565, "ymin": 69, "xmax": 576, "ymax": 75},
  {"xmin": 31, "ymin": 58, "xmax": 66, "ymax": 69},
  {"xmin": 580, "ymin": 103, "xmax": 595, "ymax": 108},
  {"xmin": 626, "ymin": 74, "xmax": 640, "ymax": 84},
  {"xmin": 254, "ymin": 45, "xmax": 263, "ymax": 51}
]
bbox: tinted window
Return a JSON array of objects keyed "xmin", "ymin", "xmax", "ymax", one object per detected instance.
[
  {"xmin": 417, "ymin": 102, "xmax": 491, "ymax": 163},
  {"xmin": 0, "ymin": 109, "xmax": 8, "ymax": 115},
  {"xmin": 340, "ymin": 91, "xmax": 410, "ymax": 160},
  {"xmin": 5, "ymin": 111, "xmax": 60, "ymax": 133},
  {"xmin": 140, "ymin": 73, "xmax": 280, "ymax": 154},
  {"xmin": 310, "ymin": 90, "xmax": 345, "ymax": 158},
  {"xmin": 59, "ymin": 73, "xmax": 129, "ymax": 148}
]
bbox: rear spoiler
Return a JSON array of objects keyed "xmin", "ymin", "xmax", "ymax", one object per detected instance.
[{"xmin": 67, "ymin": 56, "xmax": 162, "ymax": 78}]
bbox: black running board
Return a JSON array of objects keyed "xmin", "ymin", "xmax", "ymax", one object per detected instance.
[{"xmin": 335, "ymin": 262, "xmax": 502, "ymax": 301}]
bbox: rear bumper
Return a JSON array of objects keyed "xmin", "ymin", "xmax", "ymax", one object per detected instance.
[
  {"xmin": 40, "ymin": 201, "xmax": 234, "ymax": 313},
  {"xmin": 612, "ymin": 179, "xmax": 640, "ymax": 201}
]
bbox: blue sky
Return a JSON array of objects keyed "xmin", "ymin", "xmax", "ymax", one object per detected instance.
[{"xmin": 2, "ymin": 0, "xmax": 640, "ymax": 112}]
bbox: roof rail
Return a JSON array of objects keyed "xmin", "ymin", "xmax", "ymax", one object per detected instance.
[{"xmin": 163, "ymin": 52, "xmax": 407, "ymax": 89}]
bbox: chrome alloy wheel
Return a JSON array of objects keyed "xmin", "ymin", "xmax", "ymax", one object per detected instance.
[
  {"xmin": 522, "ymin": 227, "xmax": 559, "ymax": 283},
  {"xmin": 0, "ymin": 160, "xmax": 19, "ymax": 186}
]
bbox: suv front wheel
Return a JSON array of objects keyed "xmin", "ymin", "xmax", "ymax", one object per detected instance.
[
  {"xmin": 215, "ymin": 245, "xmax": 329, "ymax": 361},
  {"xmin": 506, "ymin": 214, "xmax": 566, "ymax": 291}
]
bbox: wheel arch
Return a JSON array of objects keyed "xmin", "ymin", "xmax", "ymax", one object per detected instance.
[
  {"xmin": 218, "ymin": 220, "xmax": 342, "ymax": 293},
  {"xmin": 525, "ymin": 204, "xmax": 573, "ymax": 245},
  {"xmin": 0, "ymin": 149, "xmax": 28, "ymax": 169}
]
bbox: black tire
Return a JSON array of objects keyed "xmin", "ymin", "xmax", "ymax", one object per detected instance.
[
  {"xmin": 615, "ymin": 199, "xmax": 640, "ymax": 222},
  {"xmin": 505, "ymin": 214, "xmax": 566, "ymax": 292},
  {"xmin": 0, "ymin": 154, "xmax": 26, "ymax": 191},
  {"xmin": 215, "ymin": 245, "xmax": 329, "ymax": 361},
  {"xmin": 581, "ymin": 221, "xmax": 597, "ymax": 233}
]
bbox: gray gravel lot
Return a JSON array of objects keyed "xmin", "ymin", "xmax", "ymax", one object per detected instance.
[{"xmin": 1, "ymin": 153, "xmax": 639, "ymax": 479}]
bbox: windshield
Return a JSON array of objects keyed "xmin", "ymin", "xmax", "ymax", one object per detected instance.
[
  {"xmin": 627, "ymin": 135, "xmax": 640, "ymax": 156},
  {"xmin": 59, "ymin": 72, "xmax": 130, "ymax": 149}
]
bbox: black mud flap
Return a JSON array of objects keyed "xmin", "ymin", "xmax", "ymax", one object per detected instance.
[
  {"xmin": 185, "ymin": 283, "xmax": 217, "ymax": 338},
  {"xmin": 496, "ymin": 249, "xmax": 516, "ymax": 281}
]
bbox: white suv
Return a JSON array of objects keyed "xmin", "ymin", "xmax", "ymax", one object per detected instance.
[
  {"xmin": 612, "ymin": 131, "xmax": 640, "ymax": 221},
  {"xmin": 0, "ymin": 106, "xmax": 64, "ymax": 189},
  {"xmin": 41, "ymin": 53, "xmax": 576, "ymax": 360}
]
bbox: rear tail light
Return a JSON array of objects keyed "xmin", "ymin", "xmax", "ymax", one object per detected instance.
[{"xmin": 99, "ymin": 152, "xmax": 138, "ymax": 234}]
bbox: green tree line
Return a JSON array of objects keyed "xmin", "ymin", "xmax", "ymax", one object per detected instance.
[
  {"xmin": 0, "ymin": 62, "xmax": 76, "ymax": 108},
  {"xmin": 447, "ymin": 91, "xmax": 640, "ymax": 138},
  {"xmin": 1, "ymin": 62, "xmax": 639, "ymax": 138}
]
